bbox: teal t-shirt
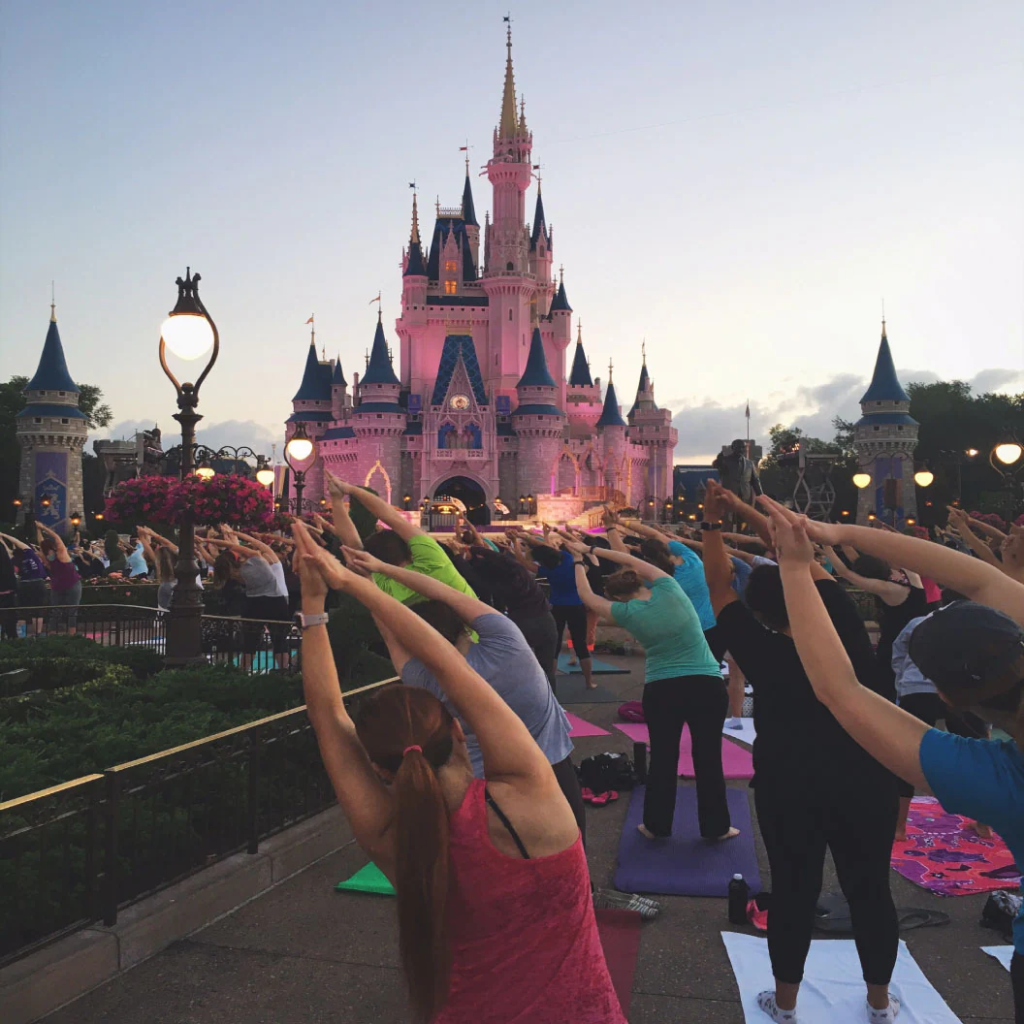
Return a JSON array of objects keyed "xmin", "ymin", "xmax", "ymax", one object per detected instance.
[
  {"xmin": 610, "ymin": 576, "xmax": 721, "ymax": 683},
  {"xmin": 919, "ymin": 728, "xmax": 1024, "ymax": 953},
  {"xmin": 666, "ymin": 540, "xmax": 715, "ymax": 630}
]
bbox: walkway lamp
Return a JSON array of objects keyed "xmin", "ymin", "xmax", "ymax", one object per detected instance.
[{"xmin": 284, "ymin": 423, "xmax": 316, "ymax": 511}]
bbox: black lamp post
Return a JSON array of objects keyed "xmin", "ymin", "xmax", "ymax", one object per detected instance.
[
  {"xmin": 158, "ymin": 268, "xmax": 220, "ymax": 665},
  {"xmin": 284, "ymin": 422, "xmax": 316, "ymax": 512}
]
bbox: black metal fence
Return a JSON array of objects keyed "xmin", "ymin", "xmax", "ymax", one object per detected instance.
[
  {"xmin": 2, "ymin": 604, "xmax": 302, "ymax": 677},
  {"xmin": 0, "ymin": 674, "xmax": 397, "ymax": 967}
]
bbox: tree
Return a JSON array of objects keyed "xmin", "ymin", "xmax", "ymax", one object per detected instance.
[{"xmin": 77, "ymin": 384, "xmax": 113, "ymax": 430}]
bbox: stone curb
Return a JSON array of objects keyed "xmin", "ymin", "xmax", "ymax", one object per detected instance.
[{"xmin": 1, "ymin": 805, "xmax": 350, "ymax": 1024}]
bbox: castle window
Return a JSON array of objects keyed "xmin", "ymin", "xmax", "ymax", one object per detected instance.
[
  {"xmin": 444, "ymin": 280, "xmax": 457, "ymax": 295},
  {"xmin": 377, "ymin": 414, "xmax": 383, "ymax": 419},
  {"xmin": 508, "ymin": 309, "xmax": 512, "ymax": 321},
  {"xmin": 34, "ymin": 417, "xmax": 42, "ymax": 424},
  {"xmin": 39, "ymin": 390, "xmax": 46, "ymax": 396},
  {"xmin": 445, "ymin": 260, "xmax": 457, "ymax": 272},
  {"xmin": 61, "ymin": 418, "xmax": 69, "ymax": 425},
  {"xmin": 873, "ymin": 426, "xmax": 880, "ymax": 432},
  {"xmin": 506, "ymin": 262, "xmax": 514, "ymax": 272},
  {"xmin": 876, "ymin": 402, "xmax": 882, "ymax": 406},
  {"xmin": 897, "ymin": 425, "xmax": 903, "ymax": 431},
  {"xmin": 58, "ymin": 391, "xmax": 65, "ymax": 397}
]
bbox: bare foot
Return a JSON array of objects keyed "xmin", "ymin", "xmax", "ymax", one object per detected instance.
[
  {"xmin": 972, "ymin": 822, "xmax": 994, "ymax": 838},
  {"xmin": 637, "ymin": 824, "xmax": 662, "ymax": 840},
  {"xmin": 710, "ymin": 827, "xmax": 740, "ymax": 842},
  {"xmin": 585, "ymin": 680, "xmax": 598, "ymax": 690},
  {"xmin": 894, "ymin": 828, "xmax": 907, "ymax": 842}
]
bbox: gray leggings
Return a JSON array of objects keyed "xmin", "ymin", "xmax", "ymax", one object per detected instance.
[{"xmin": 49, "ymin": 581, "xmax": 83, "ymax": 630}]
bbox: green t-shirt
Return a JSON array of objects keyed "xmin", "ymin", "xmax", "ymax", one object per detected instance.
[
  {"xmin": 610, "ymin": 576, "xmax": 721, "ymax": 683},
  {"xmin": 373, "ymin": 534, "xmax": 477, "ymax": 605}
]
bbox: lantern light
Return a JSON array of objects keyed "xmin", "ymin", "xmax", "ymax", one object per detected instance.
[
  {"xmin": 853, "ymin": 473, "xmax": 872, "ymax": 489},
  {"xmin": 993, "ymin": 442, "xmax": 1023, "ymax": 467}
]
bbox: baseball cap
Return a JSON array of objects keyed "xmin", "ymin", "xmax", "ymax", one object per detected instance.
[{"xmin": 909, "ymin": 601, "xmax": 1023, "ymax": 701}]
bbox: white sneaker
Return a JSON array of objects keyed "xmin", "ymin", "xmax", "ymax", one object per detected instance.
[
  {"xmin": 867, "ymin": 995, "xmax": 900, "ymax": 1022},
  {"xmin": 757, "ymin": 991, "xmax": 797, "ymax": 1022},
  {"xmin": 726, "ymin": 717, "xmax": 743, "ymax": 730}
]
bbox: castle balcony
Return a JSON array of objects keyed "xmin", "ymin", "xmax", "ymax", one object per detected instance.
[{"xmin": 432, "ymin": 448, "xmax": 488, "ymax": 460}]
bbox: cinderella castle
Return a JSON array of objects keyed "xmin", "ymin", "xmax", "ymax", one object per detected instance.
[{"xmin": 283, "ymin": 28, "xmax": 677, "ymax": 519}]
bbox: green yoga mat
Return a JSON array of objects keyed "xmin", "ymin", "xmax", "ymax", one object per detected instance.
[
  {"xmin": 335, "ymin": 862, "xmax": 395, "ymax": 896},
  {"xmin": 557, "ymin": 652, "xmax": 629, "ymax": 675}
]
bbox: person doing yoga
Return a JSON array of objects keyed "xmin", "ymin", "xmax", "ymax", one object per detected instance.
[
  {"xmin": 699, "ymin": 482, "xmax": 900, "ymax": 1024},
  {"xmin": 561, "ymin": 533, "xmax": 735, "ymax": 842},
  {"xmin": 761, "ymin": 497, "xmax": 1024, "ymax": 1024},
  {"xmin": 342, "ymin": 544, "xmax": 586, "ymax": 849},
  {"xmin": 291, "ymin": 523, "xmax": 625, "ymax": 1024}
]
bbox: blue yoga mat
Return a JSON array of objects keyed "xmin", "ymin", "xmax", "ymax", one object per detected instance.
[
  {"xmin": 557, "ymin": 652, "xmax": 628, "ymax": 675},
  {"xmin": 614, "ymin": 785, "xmax": 761, "ymax": 897}
]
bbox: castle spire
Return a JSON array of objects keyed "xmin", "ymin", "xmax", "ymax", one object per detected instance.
[
  {"xmin": 362, "ymin": 311, "xmax": 400, "ymax": 386},
  {"xmin": 568, "ymin": 321, "xmax": 594, "ymax": 387},
  {"xmin": 50, "ymin": 281, "xmax": 56, "ymax": 322},
  {"xmin": 410, "ymin": 191, "xmax": 420, "ymax": 245},
  {"xmin": 292, "ymin": 334, "xmax": 331, "ymax": 402},
  {"xmin": 498, "ymin": 24, "xmax": 518, "ymax": 138},
  {"xmin": 516, "ymin": 328, "xmax": 557, "ymax": 388},
  {"xmin": 860, "ymin": 319, "xmax": 910, "ymax": 404},
  {"xmin": 404, "ymin": 191, "xmax": 427, "ymax": 277},
  {"xmin": 462, "ymin": 168, "xmax": 478, "ymax": 227},
  {"xmin": 26, "ymin": 304, "xmax": 79, "ymax": 394},
  {"xmin": 530, "ymin": 182, "xmax": 548, "ymax": 249},
  {"xmin": 596, "ymin": 365, "xmax": 627, "ymax": 428}
]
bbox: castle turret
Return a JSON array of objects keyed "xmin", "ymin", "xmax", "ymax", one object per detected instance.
[
  {"xmin": 331, "ymin": 356, "xmax": 349, "ymax": 421},
  {"xmin": 854, "ymin": 321, "xmax": 919, "ymax": 525},
  {"xmin": 462, "ymin": 165, "xmax": 480, "ymax": 270},
  {"xmin": 16, "ymin": 302, "xmax": 88, "ymax": 533},
  {"xmin": 549, "ymin": 267, "xmax": 572, "ymax": 350},
  {"xmin": 565, "ymin": 323, "xmax": 602, "ymax": 438},
  {"xmin": 287, "ymin": 324, "xmax": 334, "ymax": 503},
  {"xmin": 513, "ymin": 328, "xmax": 565, "ymax": 497},
  {"xmin": 353, "ymin": 312, "xmax": 406, "ymax": 502},
  {"xmin": 626, "ymin": 347, "xmax": 678, "ymax": 508},
  {"xmin": 596, "ymin": 361, "xmax": 628, "ymax": 498},
  {"xmin": 529, "ymin": 181, "xmax": 553, "ymax": 318}
]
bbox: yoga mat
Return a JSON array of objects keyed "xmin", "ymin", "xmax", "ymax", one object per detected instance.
[
  {"xmin": 613, "ymin": 786, "xmax": 760, "ymax": 897},
  {"xmin": 335, "ymin": 862, "xmax": 395, "ymax": 896},
  {"xmin": 722, "ymin": 933, "xmax": 961, "ymax": 1024},
  {"xmin": 554, "ymin": 676, "xmax": 622, "ymax": 704},
  {"xmin": 722, "ymin": 717, "xmax": 757, "ymax": 747},
  {"xmin": 565, "ymin": 712, "xmax": 611, "ymax": 738},
  {"xmin": 891, "ymin": 796, "xmax": 1021, "ymax": 897},
  {"xmin": 595, "ymin": 908, "xmax": 641, "ymax": 1018},
  {"xmin": 558, "ymin": 652, "xmax": 629, "ymax": 675},
  {"xmin": 982, "ymin": 946, "xmax": 1014, "ymax": 972},
  {"xmin": 613, "ymin": 722, "xmax": 755, "ymax": 780}
]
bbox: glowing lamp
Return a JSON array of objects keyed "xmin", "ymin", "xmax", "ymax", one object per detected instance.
[
  {"xmin": 161, "ymin": 312, "xmax": 215, "ymax": 361},
  {"xmin": 841, "ymin": 510, "xmax": 850, "ymax": 517},
  {"xmin": 906, "ymin": 517, "xmax": 916, "ymax": 526},
  {"xmin": 966, "ymin": 448, "xmax": 979, "ymax": 458},
  {"xmin": 256, "ymin": 467, "xmax": 275, "ymax": 488},
  {"xmin": 993, "ymin": 442, "xmax": 1023, "ymax": 467},
  {"xmin": 286, "ymin": 435, "xmax": 314, "ymax": 463},
  {"xmin": 867, "ymin": 512, "xmax": 877, "ymax": 521},
  {"xmin": 852, "ymin": 473, "xmax": 872, "ymax": 489},
  {"xmin": 95, "ymin": 512, "xmax": 105, "ymax": 521},
  {"xmin": 12, "ymin": 497, "xmax": 21, "ymax": 507},
  {"xmin": 70, "ymin": 512, "xmax": 81, "ymax": 527},
  {"xmin": 913, "ymin": 470, "xmax": 934, "ymax": 488},
  {"xmin": 195, "ymin": 463, "xmax": 216, "ymax": 481}
]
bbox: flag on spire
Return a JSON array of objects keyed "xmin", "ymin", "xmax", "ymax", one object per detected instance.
[{"xmin": 305, "ymin": 315, "xmax": 314, "ymax": 325}]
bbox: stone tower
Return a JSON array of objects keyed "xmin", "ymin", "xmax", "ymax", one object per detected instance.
[
  {"xmin": 627, "ymin": 349, "xmax": 679, "ymax": 510},
  {"xmin": 854, "ymin": 321, "xmax": 919, "ymax": 525},
  {"xmin": 16, "ymin": 303, "xmax": 88, "ymax": 534},
  {"xmin": 512, "ymin": 328, "xmax": 565, "ymax": 493}
]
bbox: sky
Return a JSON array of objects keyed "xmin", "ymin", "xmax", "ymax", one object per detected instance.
[{"xmin": 1, "ymin": 0, "xmax": 1022, "ymax": 463}]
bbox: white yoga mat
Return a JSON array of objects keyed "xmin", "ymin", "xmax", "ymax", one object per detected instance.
[
  {"xmin": 722, "ymin": 933, "xmax": 961, "ymax": 1024},
  {"xmin": 982, "ymin": 946, "xmax": 1014, "ymax": 972},
  {"xmin": 723, "ymin": 718, "xmax": 757, "ymax": 746}
]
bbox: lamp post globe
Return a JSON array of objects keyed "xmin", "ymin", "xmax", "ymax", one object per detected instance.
[
  {"xmin": 913, "ymin": 470, "xmax": 934, "ymax": 488},
  {"xmin": 993, "ymin": 442, "xmax": 1023, "ymax": 467},
  {"xmin": 160, "ymin": 312, "xmax": 215, "ymax": 361},
  {"xmin": 852, "ymin": 472, "xmax": 872, "ymax": 489},
  {"xmin": 284, "ymin": 422, "xmax": 317, "ymax": 511},
  {"xmin": 286, "ymin": 435, "xmax": 314, "ymax": 463},
  {"xmin": 256, "ymin": 467, "xmax": 275, "ymax": 488}
]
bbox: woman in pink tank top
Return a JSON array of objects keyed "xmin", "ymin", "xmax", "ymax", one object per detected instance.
[{"xmin": 291, "ymin": 522, "xmax": 626, "ymax": 1024}]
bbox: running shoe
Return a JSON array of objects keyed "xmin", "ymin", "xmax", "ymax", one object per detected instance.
[{"xmin": 593, "ymin": 888, "xmax": 661, "ymax": 920}]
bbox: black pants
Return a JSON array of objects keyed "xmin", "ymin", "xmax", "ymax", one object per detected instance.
[
  {"xmin": 895, "ymin": 693, "xmax": 986, "ymax": 797},
  {"xmin": 704, "ymin": 624, "xmax": 728, "ymax": 663},
  {"xmin": 755, "ymin": 773, "xmax": 899, "ymax": 986},
  {"xmin": 641, "ymin": 675, "xmax": 729, "ymax": 838},
  {"xmin": 551, "ymin": 754, "xmax": 586, "ymax": 851},
  {"xmin": 552, "ymin": 604, "xmax": 590, "ymax": 666},
  {"xmin": 512, "ymin": 610, "xmax": 560, "ymax": 690},
  {"xmin": 1012, "ymin": 951, "xmax": 1023, "ymax": 1024}
]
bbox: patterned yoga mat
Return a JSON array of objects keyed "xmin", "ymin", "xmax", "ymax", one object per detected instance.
[{"xmin": 891, "ymin": 797, "xmax": 1020, "ymax": 897}]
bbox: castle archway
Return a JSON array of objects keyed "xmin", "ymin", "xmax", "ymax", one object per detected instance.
[{"xmin": 433, "ymin": 475, "xmax": 489, "ymax": 525}]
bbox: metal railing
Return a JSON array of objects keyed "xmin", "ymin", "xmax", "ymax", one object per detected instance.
[{"xmin": 0, "ymin": 674, "xmax": 398, "ymax": 966}]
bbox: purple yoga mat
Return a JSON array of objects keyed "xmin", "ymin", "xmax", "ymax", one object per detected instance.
[
  {"xmin": 613, "ymin": 722, "xmax": 755, "ymax": 780},
  {"xmin": 613, "ymin": 785, "xmax": 761, "ymax": 897},
  {"xmin": 565, "ymin": 712, "xmax": 611, "ymax": 738}
]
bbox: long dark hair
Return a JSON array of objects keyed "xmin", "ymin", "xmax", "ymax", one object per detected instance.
[
  {"xmin": 354, "ymin": 685, "xmax": 455, "ymax": 1021},
  {"xmin": 639, "ymin": 537, "xmax": 675, "ymax": 575}
]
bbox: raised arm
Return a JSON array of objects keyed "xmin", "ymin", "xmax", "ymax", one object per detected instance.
[
  {"xmin": 37, "ymin": 523, "xmax": 70, "ymax": 561},
  {"xmin": 343, "ymin": 545, "xmax": 494, "ymax": 624},
  {"xmin": 234, "ymin": 531, "xmax": 280, "ymax": 563},
  {"xmin": 580, "ymin": 539, "xmax": 670, "ymax": 581},
  {"xmin": 293, "ymin": 524, "xmax": 552, "ymax": 786},
  {"xmin": 826, "ymin": 548, "xmax": 914, "ymax": 604},
  {"xmin": 769, "ymin": 507, "xmax": 929, "ymax": 788},
  {"xmin": 0, "ymin": 532, "xmax": 30, "ymax": 551},
  {"xmin": 715, "ymin": 484, "xmax": 773, "ymax": 549},
  {"xmin": 333, "ymin": 478, "xmax": 422, "ymax": 542},
  {"xmin": 759, "ymin": 496, "xmax": 1024, "ymax": 627},
  {"xmin": 700, "ymin": 485, "xmax": 740, "ymax": 615},
  {"xmin": 325, "ymin": 472, "xmax": 363, "ymax": 549},
  {"xmin": 947, "ymin": 508, "xmax": 1001, "ymax": 568},
  {"xmin": 572, "ymin": 557, "xmax": 616, "ymax": 622}
]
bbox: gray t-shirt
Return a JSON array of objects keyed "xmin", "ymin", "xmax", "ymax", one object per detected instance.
[
  {"xmin": 401, "ymin": 613, "xmax": 573, "ymax": 778},
  {"xmin": 239, "ymin": 556, "xmax": 281, "ymax": 598}
]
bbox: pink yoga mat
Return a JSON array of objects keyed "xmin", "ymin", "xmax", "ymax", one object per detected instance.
[
  {"xmin": 613, "ymin": 722, "xmax": 754, "ymax": 779},
  {"xmin": 566, "ymin": 712, "xmax": 611, "ymax": 738}
]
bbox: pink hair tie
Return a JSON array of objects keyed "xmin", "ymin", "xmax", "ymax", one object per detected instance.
[{"xmin": 402, "ymin": 744, "xmax": 422, "ymax": 757}]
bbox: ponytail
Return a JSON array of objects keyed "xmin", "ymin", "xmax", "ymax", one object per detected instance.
[
  {"xmin": 354, "ymin": 685, "xmax": 456, "ymax": 1021},
  {"xmin": 639, "ymin": 537, "xmax": 674, "ymax": 576}
]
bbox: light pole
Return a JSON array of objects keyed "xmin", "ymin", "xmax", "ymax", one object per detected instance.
[
  {"xmin": 990, "ymin": 441, "xmax": 1024, "ymax": 518},
  {"xmin": 284, "ymin": 423, "xmax": 316, "ymax": 512},
  {"xmin": 158, "ymin": 268, "xmax": 219, "ymax": 665}
]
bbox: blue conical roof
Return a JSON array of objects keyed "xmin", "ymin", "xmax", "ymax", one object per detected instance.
[
  {"xmin": 332, "ymin": 357, "xmax": 347, "ymax": 387},
  {"xmin": 362, "ymin": 315, "xmax": 400, "ymax": 386},
  {"xmin": 516, "ymin": 328, "xmax": 557, "ymax": 389},
  {"xmin": 596, "ymin": 379, "xmax": 626, "ymax": 428},
  {"xmin": 628, "ymin": 361, "xmax": 651, "ymax": 416},
  {"xmin": 530, "ymin": 189, "xmax": 548, "ymax": 249},
  {"xmin": 292, "ymin": 341, "xmax": 332, "ymax": 402},
  {"xmin": 549, "ymin": 279, "xmax": 571, "ymax": 312},
  {"xmin": 26, "ymin": 317, "xmax": 79, "ymax": 393},
  {"xmin": 860, "ymin": 325, "xmax": 910, "ymax": 403},
  {"xmin": 462, "ymin": 172, "xmax": 478, "ymax": 228},
  {"xmin": 568, "ymin": 339, "xmax": 593, "ymax": 386}
]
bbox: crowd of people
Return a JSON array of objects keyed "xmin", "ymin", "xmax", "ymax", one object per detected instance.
[{"xmin": 2, "ymin": 471, "xmax": 1021, "ymax": 1021}]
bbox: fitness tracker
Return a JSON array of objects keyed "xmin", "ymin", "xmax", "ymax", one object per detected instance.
[{"xmin": 296, "ymin": 611, "xmax": 330, "ymax": 630}]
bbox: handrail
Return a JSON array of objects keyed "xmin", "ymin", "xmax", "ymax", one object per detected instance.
[{"xmin": 0, "ymin": 774, "xmax": 103, "ymax": 813}]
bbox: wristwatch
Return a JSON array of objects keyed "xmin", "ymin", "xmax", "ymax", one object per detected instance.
[
  {"xmin": 700, "ymin": 521, "xmax": 723, "ymax": 532},
  {"xmin": 573, "ymin": 558, "xmax": 585, "ymax": 566},
  {"xmin": 296, "ymin": 611, "xmax": 329, "ymax": 630}
]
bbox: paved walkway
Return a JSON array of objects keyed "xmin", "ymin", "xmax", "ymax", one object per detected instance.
[{"xmin": 46, "ymin": 654, "xmax": 1016, "ymax": 1023}]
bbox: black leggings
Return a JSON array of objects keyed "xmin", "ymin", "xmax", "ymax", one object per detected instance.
[
  {"xmin": 895, "ymin": 693, "xmax": 987, "ymax": 798},
  {"xmin": 552, "ymin": 604, "xmax": 590, "ymax": 664},
  {"xmin": 755, "ymin": 773, "xmax": 899, "ymax": 986},
  {"xmin": 641, "ymin": 675, "xmax": 730, "ymax": 838},
  {"xmin": 1012, "ymin": 951, "xmax": 1023, "ymax": 1024},
  {"xmin": 551, "ymin": 754, "xmax": 587, "ymax": 851}
]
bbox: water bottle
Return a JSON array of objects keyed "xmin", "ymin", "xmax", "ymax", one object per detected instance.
[{"xmin": 728, "ymin": 873, "xmax": 749, "ymax": 925}]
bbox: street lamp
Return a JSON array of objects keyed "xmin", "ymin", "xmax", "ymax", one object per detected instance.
[
  {"xmin": 852, "ymin": 472, "xmax": 872, "ymax": 489},
  {"xmin": 70, "ymin": 512, "xmax": 82, "ymax": 527},
  {"xmin": 913, "ymin": 469, "xmax": 934, "ymax": 488},
  {"xmin": 158, "ymin": 268, "xmax": 219, "ymax": 666},
  {"xmin": 992, "ymin": 442, "xmax": 1023, "ymax": 469},
  {"xmin": 195, "ymin": 458, "xmax": 216, "ymax": 481},
  {"xmin": 284, "ymin": 422, "xmax": 316, "ymax": 510},
  {"xmin": 255, "ymin": 459, "xmax": 275, "ymax": 488}
]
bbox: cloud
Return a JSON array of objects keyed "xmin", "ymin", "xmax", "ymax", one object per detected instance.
[
  {"xmin": 96, "ymin": 419, "xmax": 279, "ymax": 457},
  {"xmin": 671, "ymin": 366, "xmax": 1024, "ymax": 462}
]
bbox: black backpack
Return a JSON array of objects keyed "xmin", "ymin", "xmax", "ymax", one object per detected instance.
[{"xmin": 577, "ymin": 752, "xmax": 638, "ymax": 794}]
